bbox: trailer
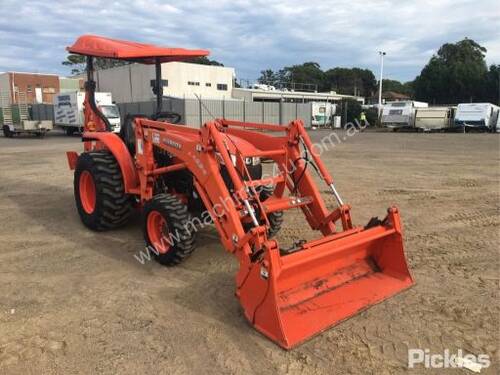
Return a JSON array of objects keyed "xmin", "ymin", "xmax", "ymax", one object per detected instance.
[
  {"xmin": 382, "ymin": 101, "xmax": 428, "ymax": 131},
  {"xmin": 311, "ymin": 102, "xmax": 336, "ymax": 129},
  {"xmin": 1, "ymin": 92, "xmax": 53, "ymax": 138},
  {"xmin": 454, "ymin": 103, "xmax": 500, "ymax": 132},
  {"xmin": 54, "ymin": 91, "xmax": 121, "ymax": 135},
  {"xmin": 414, "ymin": 106, "xmax": 455, "ymax": 132}
]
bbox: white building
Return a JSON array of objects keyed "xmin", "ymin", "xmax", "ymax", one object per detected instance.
[{"xmin": 94, "ymin": 62, "xmax": 235, "ymax": 103}]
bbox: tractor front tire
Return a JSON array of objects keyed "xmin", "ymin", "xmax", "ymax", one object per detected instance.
[
  {"xmin": 260, "ymin": 185, "xmax": 284, "ymax": 238},
  {"xmin": 143, "ymin": 194, "xmax": 196, "ymax": 266},
  {"xmin": 244, "ymin": 185, "xmax": 284, "ymax": 237},
  {"xmin": 74, "ymin": 151, "xmax": 132, "ymax": 231}
]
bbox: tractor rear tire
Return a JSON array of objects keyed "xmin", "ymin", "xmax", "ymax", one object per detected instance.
[
  {"xmin": 142, "ymin": 194, "xmax": 196, "ymax": 266},
  {"xmin": 74, "ymin": 151, "xmax": 132, "ymax": 231}
]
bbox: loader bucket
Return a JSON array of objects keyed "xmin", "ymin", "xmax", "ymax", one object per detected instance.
[{"xmin": 237, "ymin": 208, "xmax": 413, "ymax": 349}]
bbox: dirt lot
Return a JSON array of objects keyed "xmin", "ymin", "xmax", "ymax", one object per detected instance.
[{"xmin": 0, "ymin": 130, "xmax": 498, "ymax": 374}]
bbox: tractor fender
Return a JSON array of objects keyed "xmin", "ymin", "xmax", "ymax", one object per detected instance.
[{"xmin": 82, "ymin": 132, "xmax": 139, "ymax": 192}]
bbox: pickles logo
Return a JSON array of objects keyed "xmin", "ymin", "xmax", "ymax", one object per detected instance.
[{"xmin": 408, "ymin": 349, "xmax": 490, "ymax": 372}]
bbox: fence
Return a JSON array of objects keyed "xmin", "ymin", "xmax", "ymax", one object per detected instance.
[
  {"xmin": 0, "ymin": 105, "xmax": 22, "ymax": 125},
  {"xmin": 31, "ymin": 97, "xmax": 316, "ymax": 128}
]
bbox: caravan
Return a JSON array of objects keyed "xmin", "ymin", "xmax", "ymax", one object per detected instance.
[
  {"xmin": 414, "ymin": 107, "xmax": 455, "ymax": 132},
  {"xmin": 454, "ymin": 103, "xmax": 500, "ymax": 131},
  {"xmin": 311, "ymin": 102, "xmax": 336, "ymax": 128},
  {"xmin": 382, "ymin": 101, "xmax": 428, "ymax": 130}
]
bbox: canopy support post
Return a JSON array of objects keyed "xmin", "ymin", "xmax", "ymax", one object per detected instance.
[
  {"xmin": 155, "ymin": 58, "xmax": 163, "ymax": 116},
  {"xmin": 84, "ymin": 56, "xmax": 111, "ymax": 131}
]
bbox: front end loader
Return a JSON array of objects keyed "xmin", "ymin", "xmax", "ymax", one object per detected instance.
[{"xmin": 66, "ymin": 35, "xmax": 414, "ymax": 349}]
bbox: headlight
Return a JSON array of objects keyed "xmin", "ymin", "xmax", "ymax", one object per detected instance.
[
  {"xmin": 217, "ymin": 153, "xmax": 259, "ymax": 166},
  {"xmin": 244, "ymin": 157, "xmax": 260, "ymax": 166}
]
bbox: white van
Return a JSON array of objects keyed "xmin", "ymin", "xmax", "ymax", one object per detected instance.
[
  {"xmin": 382, "ymin": 101, "xmax": 428, "ymax": 130},
  {"xmin": 454, "ymin": 103, "xmax": 500, "ymax": 131}
]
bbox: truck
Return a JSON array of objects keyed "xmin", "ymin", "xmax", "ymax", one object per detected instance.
[
  {"xmin": 414, "ymin": 106, "xmax": 456, "ymax": 132},
  {"xmin": 311, "ymin": 102, "xmax": 336, "ymax": 129},
  {"xmin": 453, "ymin": 103, "xmax": 500, "ymax": 132},
  {"xmin": 53, "ymin": 91, "xmax": 121, "ymax": 135},
  {"xmin": 382, "ymin": 101, "xmax": 428, "ymax": 131}
]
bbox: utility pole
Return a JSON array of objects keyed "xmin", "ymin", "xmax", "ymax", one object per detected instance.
[{"xmin": 378, "ymin": 51, "xmax": 386, "ymax": 120}]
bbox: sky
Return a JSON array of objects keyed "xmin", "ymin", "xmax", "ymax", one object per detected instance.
[{"xmin": 1, "ymin": 0, "xmax": 499, "ymax": 83}]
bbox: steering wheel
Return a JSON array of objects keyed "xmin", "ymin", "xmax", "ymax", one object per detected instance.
[{"xmin": 151, "ymin": 111, "xmax": 182, "ymax": 124}]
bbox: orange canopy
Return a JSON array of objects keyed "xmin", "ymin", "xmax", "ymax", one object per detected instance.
[{"xmin": 67, "ymin": 35, "xmax": 209, "ymax": 64}]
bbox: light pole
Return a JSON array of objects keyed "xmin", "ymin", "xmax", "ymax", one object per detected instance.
[{"xmin": 378, "ymin": 51, "xmax": 386, "ymax": 120}]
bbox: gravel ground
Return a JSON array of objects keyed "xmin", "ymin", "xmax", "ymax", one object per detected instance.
[{"xmin": 0, "ymin": 129, "xmax": 498, "ymax": 374}]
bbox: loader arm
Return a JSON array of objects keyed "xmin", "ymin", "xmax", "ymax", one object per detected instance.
[{"xmin": 131, "ymin": 117, "xmax": 414, "ymax": 349}]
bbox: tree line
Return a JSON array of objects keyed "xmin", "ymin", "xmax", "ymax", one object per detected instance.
[
  {"xmin": 258, "ymin": 63, "xmax": 378, "ymax": 98},
  {"xmin": 256, "ymin": 38, "xmax": 499, "ymax": 105}
]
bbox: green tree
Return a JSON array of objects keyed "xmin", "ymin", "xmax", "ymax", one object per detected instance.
[
  {"xmin": 483, "ymin": 64, "xmax": 500, "ymax": 105},
  {"xmin": 257, "ymin": 69, "xmax": 278, "ymax": 85},
  {"xmin": 339, "ymin": 98, "xmax": 362, "ymax": 125},
  {"xmin": 282, "ymin": 62, "xmax": 326, "ymax": 91},
  {"xmin": 190, "ymin": 56, "xmax": 224, "ymax": 66},
  {"xmin": 257, "ymin": 63, "xmax": 326, "ymax": 90},
  {"xmin": 382, "ymin": 79, "xmax": 414, "ymax": 97},
  {"xmin": 63, "ymin": 54, "xmax": 223, "ymax": 75},
  {"xmin": 61, "ymin": 54, "xmax": 86, "ymax": 75},
  {"xmin": 413, "ymin": 38, "xmax": 488, "ymax": 103},
  {"xmin": 62, "ymin": 54, "xmax": 130, "ymax": 75},
  {"xmin": 324, "ymin": 68, "xmax": 376, "ymax": 96}
]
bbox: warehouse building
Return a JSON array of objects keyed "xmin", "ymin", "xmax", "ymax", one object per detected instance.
[
  {"xmin": 93, "ymin": 62, "xmax": 236, "ymax": 103},
  {"xmin": 0, "ymin": 72, "xmax": 59, "ymax": 104},
  {"xmin": 0, "ymin": 72, "xmax": 82, "ymax": 104}
]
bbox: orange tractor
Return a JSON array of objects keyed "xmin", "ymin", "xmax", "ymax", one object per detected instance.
[{"xmin": 66, "ymin": 35, "xmax": 414, "ymax": 349}]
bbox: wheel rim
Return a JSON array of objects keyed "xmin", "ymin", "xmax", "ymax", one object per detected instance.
[
  {"xmin": 79, "ymin": 170, "xmax": 96, "ymax": 214},
  {"xmin": 147, "ymin": 210, "xmax": 171, "ymax": 254}
]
